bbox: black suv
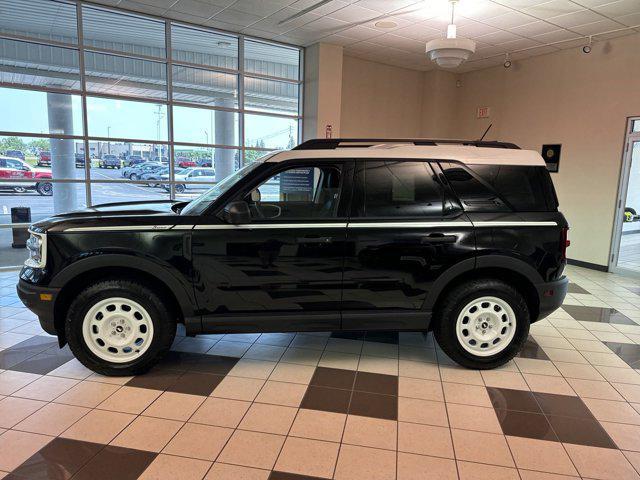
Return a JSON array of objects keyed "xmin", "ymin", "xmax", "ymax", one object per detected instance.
[{"xmin": 17, "ymin": 139, "xmax": 569, "ymax": 375}]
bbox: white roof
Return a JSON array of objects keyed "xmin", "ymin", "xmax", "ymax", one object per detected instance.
[{"xmin": 266, "ymin": 144, "xmax": 545, "ymax": 166}]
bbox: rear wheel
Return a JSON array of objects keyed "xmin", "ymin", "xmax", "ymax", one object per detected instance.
[
  {"xmin": 36, "ymin": 182, "xmax": 53, "ymax": 196},
  {"xmin": 175, "ymin": 184, "xmax": 186, "ymax": 193},
  {"xmin": 66, "ymin": 279, "xmax": 176, "ymax": 376},
  {"xmin": 433, "ymin": 279, "xmax": 529, "ymax": 369}
]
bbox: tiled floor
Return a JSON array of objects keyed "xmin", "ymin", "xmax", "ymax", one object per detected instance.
[
  {"xmin": 0, "ymin": 265, "xmax": 640, "ymax": 480},
  {"xmin": 619, "ymin": 234, "xmax": 640, "ymax": 272}
]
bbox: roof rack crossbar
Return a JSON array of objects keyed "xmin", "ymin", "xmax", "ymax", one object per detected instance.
[{"xmin": 293, "ymin": 138, "xmax": 521, "ymax": 150}]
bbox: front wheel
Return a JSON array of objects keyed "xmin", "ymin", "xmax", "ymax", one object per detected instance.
[
  {"xmin": 66, "ymin": 280, "xmax": 176, "ymax": 376},
  {"xmin": 175, "ymin": 184, "xmax": 186, "ymax": 194},
  {"xmin": 36, "ymin": 182, "xmax": 53, "ymax": 196},
  {"xmin": 433, "ymin": 279, "xmax": 530, "ymax": 369}
]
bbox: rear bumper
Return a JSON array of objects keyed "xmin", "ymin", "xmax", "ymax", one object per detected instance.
[
  {"xmin": 535, "ymin": 276, "xmax": 568, "ymax": 321},
  {"xmin": 16, "ymin": 279, "xmax": 60, "ymax": 336}
]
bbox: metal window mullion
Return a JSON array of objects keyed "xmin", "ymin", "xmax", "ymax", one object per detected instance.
[
  {"xmin": 166, "ymin": 18, "xmax": 175, "ymax": 201},
  {"xmin": 239, "ymin": 34, "xmax": 246, "ymax": 166},
  {"xmin": 77, "ymin": 0, "xmax": 92, "ymax": 206}
]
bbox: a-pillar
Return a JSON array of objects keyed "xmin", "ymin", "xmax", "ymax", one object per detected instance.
[
  {"xmin": 214, "ymin": 98, "xmax": 236, "ymax": 182},
  {"xmin": 47, "ymin": 93, "xmax": 77, "ymax": 213}
]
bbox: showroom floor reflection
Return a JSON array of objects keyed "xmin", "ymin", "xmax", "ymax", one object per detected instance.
[{"xmin": 0, "ymin": 266, "xmax": 640, "ymax": 479}]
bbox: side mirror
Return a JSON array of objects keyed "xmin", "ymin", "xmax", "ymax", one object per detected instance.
[{"xmin": 224, "ymin": 201, "xmax": 251, "ymax": 225}]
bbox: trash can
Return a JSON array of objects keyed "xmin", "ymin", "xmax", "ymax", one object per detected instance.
[{"xmin": 11, "ymin": 207, "xmax": 31, "ymax": 248}]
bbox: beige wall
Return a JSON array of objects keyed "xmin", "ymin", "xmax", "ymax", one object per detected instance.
[
  {"xmin": 335, "ymin": 33, "xmax": 640, "ymax": 267},
  {"xmin": 453, "ymin": 33, "xmax": 640, "ymax": 267}
]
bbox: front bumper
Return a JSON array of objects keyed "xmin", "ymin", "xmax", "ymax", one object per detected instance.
[
  {"xmin": 17, "ymin": 279, "xmax": 60, "ymax": 336},
  {"xmin": 535, "ymin": 276, "xmax": 569, "ymax": 321}
]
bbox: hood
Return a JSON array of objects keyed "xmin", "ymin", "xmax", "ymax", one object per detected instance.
[
  {"xmin": 31, "ymin": 200, "xmax": 179, "ymax": 233},
  {"xmin": 31, "ymin": 167, "xmax": 51, "ymax": 174}
]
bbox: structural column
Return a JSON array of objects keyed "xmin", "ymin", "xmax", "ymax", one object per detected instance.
[
  {"xmin": 47, "ymin": 92, "xmax": 77, "ymax": 213},
  {"xmin": 214, "ymin": 98, "xmax": 236, "ymax": 182}
]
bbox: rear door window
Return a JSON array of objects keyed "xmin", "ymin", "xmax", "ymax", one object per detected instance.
[{"xmin": 360, "ymin": 160, "xmax": 444, "ymax": 217}]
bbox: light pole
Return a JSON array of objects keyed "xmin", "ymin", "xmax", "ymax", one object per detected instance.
[{"xmin": 107, "ymin": 126, "xmax": 111, "ymax": 155}]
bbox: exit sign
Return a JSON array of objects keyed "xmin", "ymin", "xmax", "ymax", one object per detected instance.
[{"xmin": 477, "ymin": 106, "xmax": 490, "ymax": 119}]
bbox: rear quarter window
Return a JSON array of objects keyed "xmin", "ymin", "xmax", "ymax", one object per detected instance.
[{"xmin": 441, "ymin": 162, "xmax": 558, "ymax": 212}]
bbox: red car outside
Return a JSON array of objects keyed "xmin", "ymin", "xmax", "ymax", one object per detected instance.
[
  {"xmin": 0, "ymin": 156, "xmax": 53, "ymax": 195},
  {"xmin": 176, "ymin": 157, "xmax": 196, "ymax": 168},
  {"xmin": 37, "ymin": 151, "xmax": 51, "ymax": 167}
]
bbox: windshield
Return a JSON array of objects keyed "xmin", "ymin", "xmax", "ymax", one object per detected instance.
[{"xmin": 180, "ymin": 162, "xmax": 263, "ymax": 216}]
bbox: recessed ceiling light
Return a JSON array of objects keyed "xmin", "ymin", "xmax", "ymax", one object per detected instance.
[{"xmin": 374, "ymin": 20, "xmax": 398, "ymax": 29}]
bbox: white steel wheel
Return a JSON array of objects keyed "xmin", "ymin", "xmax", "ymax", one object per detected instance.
[
  {"xmin": 455, "ymin": 296, "xmax": 516, "ymax": 357},
  {"xmin": 81, "ymin": 297, "xmax": 154, "ymax": 363}
]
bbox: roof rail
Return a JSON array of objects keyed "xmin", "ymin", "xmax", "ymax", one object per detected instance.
[{"xmin": 293, "ymin": 138, "xmax": 521, "ymax": 150}]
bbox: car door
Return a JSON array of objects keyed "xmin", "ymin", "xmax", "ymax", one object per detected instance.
[
  {"xmin": 341, "ymin": 159, "xmax": 476, "ymax": 330},
  {"xmin": 3, "ymin": 158, "xmax": 30, "ymax": 188},
  {"xmin": 192, "ymin": 160, "xmax": 353, "ymax": 333}
]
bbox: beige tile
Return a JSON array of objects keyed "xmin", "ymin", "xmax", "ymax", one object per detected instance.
[
  {"xmin": 542, "ymin": 348, "xmax": 587, "ymax": 364},
  {"xmin": 143, "ymin": 391, "xmax": 206, "ymax": 421},
  {"xmin": 397, "ymin": 452, "xmax": 457, "ymax": 480},
  {"xmin": 13, "ymin": 375, "xmax": 78, "ymax": 401},
  {"xmin": 398, "ymin": 397, "xmax": 448, "ymax": 427},
  {"xmin": 268, "ymin": 362, "xmax": 315, "ymax": 384},
  {"xmin": 97, "ymin": 386, "xmax": 162, "ymax": 414},
  {"xmin": 239, "ymin": 403, "xmax": 297, "ymax": 435},
  {"xmin": 583, "ymin": 397, "xmax": 640, "ymax": 425},
  {"xmin": 564, "ymin": 442, "xmax": 639, "ymax": 480},
  {"xmin": 48, "ymin": 359, "xmax": 93, "ymax": 380},
  {"xmin": 595, "ymin": 366, "xmax": 640, "ymax": 384},
  {"xmin": 481, "ymin": 370, "xmax": 529, "ymax": 390},
  {"xmin": 452, "ymin": 429, "xmax": 514, "ymax": 467},
  {"xmin": 54, "ymin": 380, "xmax": 119, "ymax": 407},
  {"xmin": 318, "ymin": 351, "xmax": 360, "ymax": 370},
  {"xmin": 275, "ymin": 436, "xmax": 339, "ymax": 478},
  {"xmin": 399, "ymin": 377, "xmax": 443, "ymax": 401},
  {"xmin": 357, "ymin": 355, "xmax": 398, "ymax": 375},
  {"xmin": 442, "ymin": 382, "xmax": 493, "ymax": 407},
  {"xmin": 191, "ymin": 397, "xmax": 251, "ymax": 428},
  {"xmin": 601, "ymin": 422, "xmax": 640, "ymax": 451},
  {"xmin": 289, "ymin": 408, "xmax": 346, "ymax": 442},
  {"xmin": 506, "ymin": 436, "xmax": 577, "ymax": 476},
  {"xmin": 163, "ymin": 423, "xmax": 233, "ymax": 461},
  {"xmin": 205, "ymin": 463, "xmax": 269, "ymax": 480},
  {"xmin": 334, "ymin": 444, "xmax": 396, "ymax": 480},
  {"xmin": 254, "ymin": 380, "xmax": 306, "ymax": 407},
  {"xmin": 518, "ymin": 471, "xmax": 580, "ymax": 480},
  {"xmin": 228, "ymin": 359, "xmax": 277, "ymax": 380},
  {"xmin": 0, "ymin": 396, "xmax": 46, "ymax": 428},
  {"xmin": 457, "ymin": 460, "xmax": 519, "ymax": 480},
  {"xmin": 280, "ymin": 347, "xmax": 323, "ymax": 366},
  {"xmin": 398, "ymin": 359, "xmax": 440, "ymax": 380},
  {"xmin": 399, "ymin": 422, "xmax": 454, "ymax": 458},
  {"xmin": 111, "ymin": 415, "xmax": 183, "ymax": 452},
  {"xmin": 447, "ymin": 403, "xmax": 502, "ymax": 433},
  {"xmin": 439, "ymin": 365, "xmax": 484, "ymax": 385},
  {"xmin": 614, "ymin": 383, "xmax": 640, "ymax": 403},
  {"xmin": 61, "ymin": 408, "xmax": 135, "ymax": 444},
  {"xmin": 523, "ymin": 374, "xmax": 575, "ymax": 395},
  {"xmin": 554, "ymin": 361, "xmax": 605, "ymax": 380},
  {"xmin": 0, "ymin": 370, "xmax": 41, "ymax": 395},
  {"xmin": 566, "ymin": 378, "xmax": 625, "ymax": 400},
  {"xmin": 139, "ymin": 454, "xmax": 211, "ymax": 480},
  {"xmin": 218, "ymin": 430, "xmax": 285, "ymax": 469},
  {"xmin": 211, "ymin": 376, "xmax": 265, "ymax": 401},
  {"xmin": 86, "ymin": 373, "xmax": 134, "ymax": 385},
  {"xmin": 15, "ymin": 402, "xmax": 89, "ymax": 436},
  {"xmin": 0, "ymin": 430, "xmax": 52, "ymax": 472},
  {"xmin": 343, "ymin": 415, "xmax": 397, "ymax": 450},
  {"xmin": 623, "ymin": 450, "xmax": 640, "ymax": 473}
]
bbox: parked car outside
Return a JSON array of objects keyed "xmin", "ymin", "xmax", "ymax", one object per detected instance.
[
  {"xmin": 121, "ymin": 162, "xmax": 163, "ymax": 180},
  {"xmin": 5, "ymin": 150, "xmax": 25, "ymax": 161},
  {"xmin": 99, "ymin": 154, "xmax": 121, "ymax": 169},
  {"xmin": 163, "ymin": 167, "xmax": 215, "ymax": 193},
  {"xmin": 141, "ymin": 166, "xmax": 170, "ymax": 187},
  {"xmin": 153, "ymin": 156, "xmax": 169, "ymax": 164},
  {"xmin": 37, "ymin": 151, "xmax": 51, "ymax": 167},
  {"xmin": 0, "ymin": 156, "xmax": 53, "ymax": 195},
  {"xmin": 127, "ymin": 155, "xmax": 145, "ymax": 166},
  {"xmin": 196, "ymin": 158, "xmax": 212, "ymax": 167},
  {"xmin": 175, "ymin": 157, "xmax": 197, "ymax": 168},
  {"xmin": 75, "ymin": 153, "xmax": 85, "ymax": 168},
  {"xmin": 17, "ymin": 139, "xmax": 569, "ymax": 375}
]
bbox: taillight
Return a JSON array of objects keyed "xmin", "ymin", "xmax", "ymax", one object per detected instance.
[{"xmin": 560, "ymin": 227, "xmax": 570, "ymax": 261}]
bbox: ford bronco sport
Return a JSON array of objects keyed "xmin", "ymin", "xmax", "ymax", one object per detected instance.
[{"xmin": 17, "ymin": 139, "xmax": 569, "ymax": 375}]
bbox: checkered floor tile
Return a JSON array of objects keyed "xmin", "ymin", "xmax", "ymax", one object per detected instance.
[{"xmin": 0, "ymin": 265, "xmax": 640, "ymax": 479}]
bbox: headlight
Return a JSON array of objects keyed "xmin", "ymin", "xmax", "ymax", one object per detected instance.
[{"xmin": 25, "ymin": 230, "xmax": 46, "ymax": 269}]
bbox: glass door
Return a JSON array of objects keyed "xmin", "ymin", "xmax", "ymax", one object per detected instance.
[{"xmin": 611, "ymin": 118, "xmax": 640, "ymax": 275}]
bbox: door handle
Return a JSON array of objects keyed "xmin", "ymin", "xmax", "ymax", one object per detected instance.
[{"xmin": 421, "ymin": 233, "xmax": 457, "ymax": 244}]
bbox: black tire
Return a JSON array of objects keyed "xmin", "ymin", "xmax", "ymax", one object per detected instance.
[
  {"xmin": 432, "ymin": 279, "xmax": 530, "ymax": 369},
  {"xmin": 175, "ymin": 184, "xmax": 186, "ymax": 193},
  {"xmin": 36, "ymin": 182, "xmax": 53, "ymax": 196},
  {"xmin": 65, "ymin": 279, "xmax": 176, "ymax": 376}
]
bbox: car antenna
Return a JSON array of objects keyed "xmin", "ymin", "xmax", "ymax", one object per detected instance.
[{"xmin": 479, "ymin": 123, "xmax": 493, "ymax": 141}]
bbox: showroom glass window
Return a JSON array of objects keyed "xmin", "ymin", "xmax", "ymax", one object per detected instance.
[{"xmin": 0, "ymin": 0, "xmax": 302, "ymax": 267}]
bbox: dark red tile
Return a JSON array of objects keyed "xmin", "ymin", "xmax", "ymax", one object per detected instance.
[
  {"xmin": 495, "ymin": 409, "xmax": 558, "ymax": 441},
  {"xmin": 71, "ymin": 446, "xmax": 156, "ymax": 480},
  {"xmin": 354, "ymin": 371, "xmax": 398, "ymax": 396},
  {"xmin": 348, "ymin": 391, "xmax": 397, "ymax": 420},
  {"xmin": 604, "ymin": 342, "xmax": 640, "ymax": 369},
  {"xmin": 310, "ymin": 367, "xmax": 356, "ymax": 390},
  {"xmin": 562, "ymin": 306, "xmax": 635, "ymax": 325},
  {"xmin": 517, "ymin": 338, "xmax": 550, "ymax": 361},
  {"xmin": 11, "ymin": 351, "xmax": 75, "ymax": 375},
  {"xmin": 301, "ymin": 385, "xmax": 351, "ymax": 414},
  {"xmin": 166, "ymin": 371, "xmax": 224, "ymax": 396},
  {"xmin": 533, "ymin": 392, "xmax": 593, "ymax": 419},
  {"xmin": 11, "ymin": 438, "xmax": 103, "ymax": 480},
  {"xmin": 486, "ymin": 387, "xmax": 541, "ymax": 413},
  {"xmin": 547, "ymin": 415, "xmax": 617, "ymax": 449},
  {"xmin": 269, "ymin": 472, "xmax": 327, "ymax": 480},
  {"xmin": 125, "ymin": 368, "xmax": 183, "ymax": 391}
]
